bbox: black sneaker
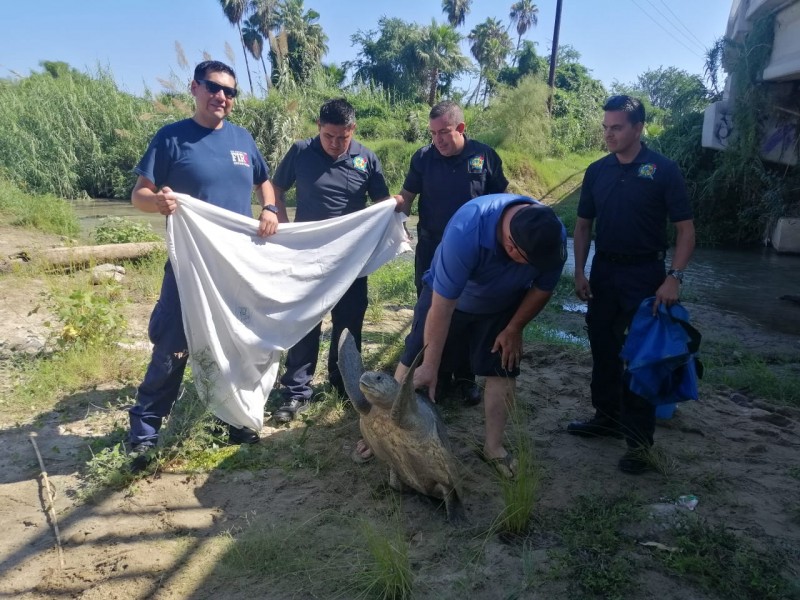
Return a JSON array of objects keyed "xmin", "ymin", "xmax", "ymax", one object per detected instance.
[
  {"xmin": 566, "ymin": 415, "xmax": 623, "ymax": 438},
  {"xmin": 227, "ymin": 424, "xmax": 260, "ymax": 445},
  {"xmin": 273, "ymin": 398, "xmax": 311, "ymax": 423},
  {"xmin": 129, "ymin": 442, "xmax": 156, "ymax": 473},
  {"xmin": 618, "ymin": 448, "xmax": 652, "ymax": 474},
  {"xmin": 458, "ymin": 381, "xmax": 482, "ymax": 407}
]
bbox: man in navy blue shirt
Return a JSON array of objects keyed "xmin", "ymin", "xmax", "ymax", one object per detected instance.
[
  {"xmin": 128, "ymin": 61, "xmax": 277, "ymax": 465},
  {"xmin": 568, "ymin": 95, "xmax": 695, "ymax": 474},
  {"xmin": 394, "ymin": 194, "xmax": 566, "ymax": 477},
  {"xmin": 272, "ymin": 98, "xmax": 392, "ymax": 422}
]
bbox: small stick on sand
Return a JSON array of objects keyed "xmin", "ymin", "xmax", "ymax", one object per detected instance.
[{"xmin": 29, "ymin": 433, "xmax": 65, "ymax": 569}]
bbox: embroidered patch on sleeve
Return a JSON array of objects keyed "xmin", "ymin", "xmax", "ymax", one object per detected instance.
[
  {"xmin": 468, "ymin": 155, "xmax": 485, "ymax": 173},
  {"xmin": 353, "ymin": 156, "xmax": 368, "ymax": 172},
  {"xmin": 230, "ymin": 151, "xmax": 251, "ymax": 167},
  {"xmin": 637, "ymin": 163, "xmax": 656, "ymax": 179}
]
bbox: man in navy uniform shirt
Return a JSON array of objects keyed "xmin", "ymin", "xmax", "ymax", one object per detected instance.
[
  {"xmin": 272, "ymin": 98, "xmax": 392, "ymax": 422},
  {"xmin": 568, "ymin": 95, "xmax": 695, "ymax": 473}
]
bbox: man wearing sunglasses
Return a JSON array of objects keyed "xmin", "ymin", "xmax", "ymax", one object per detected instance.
[
  {"xmin": 128, "ymin": 61, "xmax": 278, "ymax": 466},
  {"xmin": 270, "ymin": 98, "xmax": 392, "ymax": 423},
  {"xmin": 394, "ymin": 195, "xmax": 567, "ymax": 478}
]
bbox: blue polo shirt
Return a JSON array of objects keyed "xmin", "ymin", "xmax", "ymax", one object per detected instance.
[
  {"xmin": 423, "ymin": 194, "xmax": 566, "ymax": 314},
  {"xmin": 403, "ymin": 137, "xmax": 508, "ymax": 236},
  {"xmin": 135, "ymin": 118, "xmax": 270, "ymax": 218},
  {"xmin": 273, "ymin": 137, "xmax": 390, "ymax": 222},
  {"xmin": 578, "ymin": 144, "xmax": 693, "ymax": 254}
]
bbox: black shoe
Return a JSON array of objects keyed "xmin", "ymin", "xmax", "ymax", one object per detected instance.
[
  {"xmin": 228, "ymin": 424, "xmax": 260, "ymax": 445},
  {"xmin": 129, "ymin": 442, "xmax": 156, "ymax": 473},
  {"xmin": 460, "ymin": 382, "xmax": 482, "ymax": 407},
  {"xmin": 273, "ymin": 398, "xmax": 311, "ymax": 423},
  {"xmin": 566, "ymin": 415, "xmax": 623, "ymax": 438},
  {"xmin": 618, "ymin": 448, "xmax": 651, "ymax": 474}
]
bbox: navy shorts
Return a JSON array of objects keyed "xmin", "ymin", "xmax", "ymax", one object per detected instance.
[{"xmin": 400, "ymin": 284, "xmax": 522, "ymax": 378}]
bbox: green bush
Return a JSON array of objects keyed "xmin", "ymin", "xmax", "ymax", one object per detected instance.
[
  {"xmin": 47, "ymin": 283, "xmax": 127, "ymax": 349},
  {"xmin": 0, "ymin": 177, "xmax": 80, "ymax": 237},
  {"xmin": 93, "ymin": 216, "xmax": 162, "ymax": 244}
]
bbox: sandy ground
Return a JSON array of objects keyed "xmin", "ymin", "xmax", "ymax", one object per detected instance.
[{"xmin": 1, "ymin": 224, "xmax": 799, "ymax": 599}]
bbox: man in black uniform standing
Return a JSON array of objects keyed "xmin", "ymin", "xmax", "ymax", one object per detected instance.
[
  {"xmin": 271, "ymin": 98, "xmax": 392, "ymax": 422},
  {"xmin": 567, "ymin": 95, "xmax": 695, "ymax": 473}
]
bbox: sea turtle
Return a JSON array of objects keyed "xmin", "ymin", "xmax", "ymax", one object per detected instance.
[{"xmin": 337, "ymin": 330, "xmax": 465, "ymax": 524}]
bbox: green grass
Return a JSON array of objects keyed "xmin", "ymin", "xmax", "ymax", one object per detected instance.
[
  {"xmin": 0, "ymin": 177, "xmax": 81, "ymax": 237},
  {"xmin": 550, "ymin": 494, "xmax": 642, "ymax": 599},
  {"xmin": 660, "ymin": 517, "xmax": 797, "ymax": 600}
]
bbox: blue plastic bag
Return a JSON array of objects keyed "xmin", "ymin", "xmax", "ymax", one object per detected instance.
[{"xmin": 620, "ymin": 297, "xmax": 702, "ymax": 406}]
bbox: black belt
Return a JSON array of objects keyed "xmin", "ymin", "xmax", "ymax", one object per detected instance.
[
  {"xmin": 417, "ymin": 227, "xmax": 443, "ymax": 242},
  {"xmin": 595, "ymin": 250, "xmax": 664, "ymax": 264}
]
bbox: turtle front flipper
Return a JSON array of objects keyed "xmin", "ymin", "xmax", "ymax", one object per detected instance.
[
  {"xmin": 440, "ymin": 486, "xmax": 467, "ymax": 526},
  {"xmin": 337, "ymin": 329, "xmax": 371, "ymax": 415},
  {"xmin": 390, "ymin": 346, "xmax": 425, "ymax": 424}
]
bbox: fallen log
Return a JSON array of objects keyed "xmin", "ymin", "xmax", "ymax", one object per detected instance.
[{"xmin": 2, "ymin": 241, "xmax": 164, "ymax": 271}]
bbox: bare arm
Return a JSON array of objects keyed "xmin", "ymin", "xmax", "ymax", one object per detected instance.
[
  {"xmin": 395, "ymin": 188, "xmax": 418, "ymax": 216},
  {"xmin": 573, "ymin": 216, "xmax": 593, "ymax": 301},
  {"xmin": 255, "ymin": 180, "xmax": 280, "ymax": 237},
  {"xmin": 413, "ymin": 292, "xmax": 458, "ymax": 401},
  {"xmin": 269, "ymin": 184, "xmax": 291, "ymax": 224},
  {"xmin": 654, "ymin": 219, "xmax": 695, "ymax": 312},
  {"xmin": 131, "ymin": 176, "xmax": 177, "ymax": 215},
  {"xmin": 492, "ymin": 287, "xmax": 554, "ymax": 370}
]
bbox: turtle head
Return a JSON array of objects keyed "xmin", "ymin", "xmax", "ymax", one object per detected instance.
[{"xmin": 359, "ymin": 371, "xmax": 399, "ymax": 409}]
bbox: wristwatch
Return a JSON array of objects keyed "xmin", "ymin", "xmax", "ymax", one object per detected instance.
[
  {"xmin": 667, "ymin": 269, "xmax": 684, "ymax": 283},
  {"xmin": 261, "ymin": 204, "xmax": 279, "ymax": 215}
]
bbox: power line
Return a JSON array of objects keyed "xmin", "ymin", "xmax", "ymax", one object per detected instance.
[
  {"xmin": 659, "ymin": 0, "xmax": 708, "ymax": 49},
  {"xmin": 644, "ymin": 0, "xmax": 707, "ymax": 53},
  {"xmin": 629, "ymin": 0, "xmax": 704, "ymax": 58}
]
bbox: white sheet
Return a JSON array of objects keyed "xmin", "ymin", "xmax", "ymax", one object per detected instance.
[{"xmin": 166, "ymin": 194, "xmax": 411, "ymax": 430}]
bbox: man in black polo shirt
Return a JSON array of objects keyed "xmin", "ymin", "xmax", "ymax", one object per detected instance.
[
  {"xmin": 398, "ymin": 101, "xmax": 508, "ymax": 401},
  {"xmin": 567, "ymin": 95, "xmax": 695, "ymax": 473},
  {"xmin": 272, "ymin": 98, "xmax": 392, "ymax": 422}
]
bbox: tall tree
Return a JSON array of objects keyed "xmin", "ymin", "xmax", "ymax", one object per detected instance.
[
  {"xmin": 277, "ymin": 0, "xmax": 328, "ymax": 86},
  {"xmin": 441, "ymin": 0, "xmax": 472, "ymax": 28},
  {"xmin": 509, "ymin": 0, "xmax": 539, "ymax": 66},
  {"xmin": 242, "ymin": 14, "xmax": 270, "ymax": 90},
  {"xmin": 219, "ymin": 0, "xmax": 254, "ymax": 94},
  {"xmin": 468, "ymin": 18, "xmax": 512, "ymax": 105},
  {"xmin": 250, "ymin": 0, "xmax": 281, "ymax": 87},
  {"xmin": 416, "ymin": 20, "xmax": 470, "ymax": 106}
]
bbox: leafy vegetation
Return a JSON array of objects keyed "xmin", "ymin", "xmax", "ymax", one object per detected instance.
[{"xmin": 93, "ymin": 216, "xmax": 162, "ymax": 244}]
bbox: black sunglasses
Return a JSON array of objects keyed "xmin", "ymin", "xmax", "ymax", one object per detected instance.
[{"xmin": 196, "ymin": 79, "xmax": 238, "ymax": 99}]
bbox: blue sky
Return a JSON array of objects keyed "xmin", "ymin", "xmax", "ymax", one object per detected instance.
[{"xmin": 1, "ymin": 0, "xmax": 732, "ymax": 96}]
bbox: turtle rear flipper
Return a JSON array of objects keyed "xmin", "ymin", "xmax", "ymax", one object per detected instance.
[
  {"xmin": 337, "ymin": 329, "xmax": 371, "ymax": 415},
  {"xmin": 438, "ymin": 486, "xmax": 467, "ymax": 526}
]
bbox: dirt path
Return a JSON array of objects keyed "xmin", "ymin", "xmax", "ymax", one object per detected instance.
[{"xmin": 1, "ymin": 226, "xmax": 799, "ymax": 599}]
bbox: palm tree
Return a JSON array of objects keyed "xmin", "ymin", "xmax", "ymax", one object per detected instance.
[
  {"xmin": 468, "ymin": 18, "xmax": 512, "ymax": 105},
  {"xmin": 441, "ymin": 0, "xmax": 472, "ymax": 28},
  {"xmin": 276, "ymin": 0, "xmax": 328, "ymax": 86},
  {"xmin": 416, "ymin": 20, "xmax": 470, "ymax": 106},
  {"xmin": 509, "ymin": 0, "xmax": 539, "ymax": 66},
  {"xmin": 250, "ymin": 0, "xmax": 281, "ymax": 87},
  {"xmin": 242, "ymin": 14, "xmax": 270, "ymax": 90},
  {"xmin": 219, "ymin": 0, "xmax": 254, "ymax": 94}
]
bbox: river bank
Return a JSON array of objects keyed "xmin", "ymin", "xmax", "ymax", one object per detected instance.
[{"xmin": 1, "ymin": 223, "xmax": 799, "ymax": 599}]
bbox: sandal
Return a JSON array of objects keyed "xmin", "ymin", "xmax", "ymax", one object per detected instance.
[{"xmin": 481, "ymin": 451, "xmax": 518, "ymax": 479}]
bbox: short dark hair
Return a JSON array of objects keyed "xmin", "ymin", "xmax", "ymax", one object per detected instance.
[
  {"xmin": 194, "ymin": 60, "xmax": 237, "ymax": 83},
  {"xmin": 602, "ymin": 95, "xmax": 645, "ymax": 125},
  {"xmin": 429, "ymin": 100, "xmax": 464, "ymax": 126},
  {"xmin": 319, "ymin": 98, "xmax": 356, "ymax": 127}
]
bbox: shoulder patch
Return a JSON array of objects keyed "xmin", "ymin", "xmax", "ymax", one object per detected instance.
[
  {"xmin": 637, "ymin": 163, "xmax": 657, "ymax": 179},
  {"xmin": 352, "ymin": 155, "xmax": 368, "ymax": 172},
  {"xmin": 468, "ymin": 155, "xmax": 485, "ymax": 174}
]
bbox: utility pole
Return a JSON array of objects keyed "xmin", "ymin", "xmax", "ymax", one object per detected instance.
[{"xmin": 547, "ymin": 0, "xmax": 564, "ymax": 114}]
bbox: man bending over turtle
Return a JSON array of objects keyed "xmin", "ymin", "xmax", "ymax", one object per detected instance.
[{"xmin": 393, "ymin": 194, "xmax": 567, "ymax": 477}]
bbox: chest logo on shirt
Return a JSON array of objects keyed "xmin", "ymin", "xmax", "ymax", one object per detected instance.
[
  {"xmin": 637, "ymin": 163, "xmax": 656, "ymax": 179},
  {"xmin": 230, "ymin": 151, "xmax": 251, "ymax": 167},
  {"xmin": 468, "ymin": 155, "xmax": 485, "ymax": 173},
  {"xmin": 352, "ymin": 155, "xmax": 368, "ymax": 173}
]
